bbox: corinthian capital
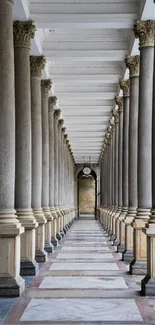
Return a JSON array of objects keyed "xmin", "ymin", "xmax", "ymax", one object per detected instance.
[
  {"xmin": 30, "ymin": 56, "xmax": 46, "ymax": 77},
  {"xmin": 133, "ymin": 20, "xmax": 155, "ymax": 48},
  {"xmin": 49, "ymin": 96, "xmax": 57, "ymax": 111},
  {"xmin": 41, "ymin": 79, "xmax": 52, "ymax": 94},
  {"xmin": 58, "ymin": 119, "xmax": 64, "ymax": 128},
  {"xmin": 119, "ymin": 79, "xmax": 130, "ymax": 97},
  {"xmin": 115, "ymin": 96, "xmax": 123, "ymax": 112},
  {"xmin": 54, "ymin": 109, "xmax": 61, "ymax": 120},
  {"xmin": 125, "ymin": 55, "xmax": 140, "ymax": 77},
  {"xmin": 13, "ymin": 21, "xmax": 36, "ymax": 48}
]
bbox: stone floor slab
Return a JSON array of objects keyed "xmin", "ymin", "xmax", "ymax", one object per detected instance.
[
  {"xmin": 56, "ymin": 253, "xmax": 113, "ymax": 259},
  {"xmin": 20, "ymin": 298, "xmax": 143, "ymax": 322},
  {"xmin": 39, "ymin": 276, "xmax": 128, "ymax": 289},
  {"xmin": 50, "ymin": 262, "xmax": 119, "ymax": 271},
  {"xmin": 62, "ymin": 246, "xmax": 110, "ymax": 251}
]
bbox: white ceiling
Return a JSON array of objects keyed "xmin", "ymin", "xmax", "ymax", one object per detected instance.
[{"xmin": 13, "ymin": 0, "xmax": 154, "ymax": 163}]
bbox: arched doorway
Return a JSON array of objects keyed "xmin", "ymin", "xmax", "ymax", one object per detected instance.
[{"xmin": 77, "ymin": 169, "xmax": 97, "ymax": 218}]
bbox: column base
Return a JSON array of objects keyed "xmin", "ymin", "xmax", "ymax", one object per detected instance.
[
  {"xmin": 35, "ymin": 249, "xmax": 48, "ymax": 263},
  {"xmin": 0, "ymin": 275, "xmax": 25, "ymax": 297},
  {"xmin": 129, "ymin": 260, "xmax": 147, "ymax": 275},
  {"xmin": 51, "ymin": 236, "xmax": 58, "ymax": 246},
  {"xmin": 108, "ymin": 230, "xmax": 113, "ymax": 237},
  {"xmin": 44, "ymin": 243, "xmax": 54, "ymax": 253},
  {"xmin": 113, "ymin": 238, "xmax": 120, "ymax": 247},
  {"xmin": 122, "ymin": 250, "xmax": 134, "ymax": 263},
  {"xmin": 110, "ymin": 234, "xmax": 116, "ymax": 241},
  {"xmin": 60, "ymin": 230, "xmax": 65, "ymax": 237},
  {"xmin": 63, "ymin": 227, "xmax": 67, "ymax": 234},
  {"xmin": 20, "ymin": 259, "xmax": 39, "ymax": 276},
  {"xmin": 117, "ymin": 243, "xmax": 125, "ymax": 253},
  {"xmin": 141, "ymin": 275, "xmax": 155, "ymax": 296},
  {"xmin": 56, "ymin": 232, "xmax": 62, "ymax": 240}
]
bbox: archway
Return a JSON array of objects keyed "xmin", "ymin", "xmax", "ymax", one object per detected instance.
[{"xmin": 77, "ymin": 169, "xmax": 97, "ymax": 218}]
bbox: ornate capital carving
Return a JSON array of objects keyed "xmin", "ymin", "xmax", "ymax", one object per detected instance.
[
  {"xmin": 133, "ymin": 20, "xmax": 155, "ymax": 48},
  {"xmin": 58, "ymin": 119, "xmax": 64, "ymax": 128},
  {"xmin": 41, "ymin": 79, "xmax": 52, "ymax": 94},
  {"xmin": 125, "ymin": 55, "xmax": 140, "ymax": 77},
  {"xmin": 30, "ymin": 56, "xmax": 46, "ymax": 77},
  {"xmin": 119, "ymin": 79, "xmax": 130, "ymax": 97},
  {"xmin": 112, "ymin": 107, "xmax": 119, "ymax": 123},
  {"xmin": 49, "ymin": 96, "xmax": 57, "ymax": 111},
  {"xmin": 64, "ymin": 134, "xmax": 68, "ymax": 141},
  {"xmin": 54, "ymin": 109, "xmax": 61, "ymax": 120},
  {"xmin": 13, "ymin": 21, "xmax": 35, "ymax": 49},
  {"xmin": 62, "ymin": 127, "xmax": 66, "ymax": 134},
  {"xmin": 115, "ymin": 96, "xmax": 123, "ymax": 112}
]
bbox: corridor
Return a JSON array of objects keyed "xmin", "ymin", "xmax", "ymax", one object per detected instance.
[{"xmin": 1, "ymin": 216, "xmax": 155, "ymax": 324}]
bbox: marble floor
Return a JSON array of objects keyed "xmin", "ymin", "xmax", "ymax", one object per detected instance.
[{"xmin": 1, "ymin": 215, "xmax": 155, "ymax": 325}]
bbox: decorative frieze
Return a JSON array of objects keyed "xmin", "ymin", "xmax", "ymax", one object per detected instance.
[
  {"xmin": 125, "ymin": 55, "xmax": 140, "ymax": 78},
  {"xmin": 133, "ymin": 20, "xmax": 155, "ymax": 48},
  {"xmin": 13, "ymin": 21, "xmax": 36, "ymax": 49}
]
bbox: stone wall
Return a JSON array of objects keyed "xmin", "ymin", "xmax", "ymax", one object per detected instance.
[{"xmin": 79, "ymin": 176, "xmax": 95, "ymax": 214}]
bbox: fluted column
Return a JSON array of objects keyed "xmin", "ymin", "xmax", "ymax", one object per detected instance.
[
  {"xmin": 117, "ymin": 80, "xmax": 130, "ymax": 253},
  {"xmin": 0, "ymin": 0, "xmax": 24, "ymax": 297},
  {"xmin": 49, "ymin": 96, "xmax": 58, "ymax": 246},
  {"xmin": 14, "ymin": 21, "xmax": 38, "ymax": 275},
  {"xmin": 122, "ymin": 56, "xmax": 140, "ymax": 262},
  {"xmin": 41, "ymin": 80, "xmax": 53, "ymax": 254},
  {"xmin": 130, "ymin": 20, "xmax": 154, "ymax": 275},
  {"xmin": 30, "ymin": 58, "xmax": 47, "ymax": 263},
  {"xmin": 114, "ymin": 97, "xmax": 123, "ymax": 246},
  {"xmin": 141, "ymin": 23, "xmax": 155, "ymax": 295}
]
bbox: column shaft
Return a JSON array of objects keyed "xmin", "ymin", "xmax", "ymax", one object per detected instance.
[
  {"xmin": 0, "ymin": 0, "xmax": 24, "ymax": 296},
  {"xmin": 14, "ymin": 21, "xmax": 37, "ymax": 275}
]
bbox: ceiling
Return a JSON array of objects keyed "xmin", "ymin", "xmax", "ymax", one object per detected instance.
[{"xmin": 13, "ymin": 0, "xmax": 154, "ymax": 163}]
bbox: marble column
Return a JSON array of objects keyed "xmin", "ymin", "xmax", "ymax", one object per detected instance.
[
  {"xmin": 111, "ymin": 108, "xmax": 119, "ymax": 240},
  {"xmin": 13, "ymin": 21, "xmax": 38, "ymax": 276},
  {"xmin": 117, "ymin": 80, "xmax": 130, "ymax": 253},
  {"xmin": 0, "ymin": 0, "xmax": 25, "ymax": 297},
  {"xmin": 49, "ymin": 96, "xmax": 58, "ymax": 246},
  {"xmin": 58, "ymin": 119, "xmax": 65, "ymax": 235},
  {"xmin": 130, "ymin": 20, "xmax": 154, "ymax": 275},
  {"xmin": 30, "ymin": 60, "xmax": 47, "ymax": 263},
  {"xmin": 122, "ymin": 56, "xmax": 139, "ymax": 262},
  {"xmin": 114, "ymin": 96, "xmax": 123, "ymax": 246},
  {"xmin": 41, "ymin": 80, "xmax": 53, "ymax": 253},
  {"xmin": 54, "ymin": 109, "xmax": 61, "ymax": 238},
  {"xmin": 141, "ymin": 25, "xmax": 155, "ymax": 295}
]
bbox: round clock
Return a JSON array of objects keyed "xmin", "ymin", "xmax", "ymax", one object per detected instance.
[{"xmin": 83, "ymin": 166, "xmax": 91, "ymax": 175}]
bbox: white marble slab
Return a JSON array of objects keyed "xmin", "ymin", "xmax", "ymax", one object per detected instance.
[
  {"xmin": 62, "ymin": 246, "xmax": 110, "ymax": 251},
  {"xmin": 64, "ymin": 241, "xmax": 107, "ymax": 245},
  {"xmin": 20, "ymin": 298, "xmax": 143, "ymax": 322},
  {"xmin": 40, "ymin": 276, "xmax": 127, "ymax": 289},
  {"xmin": 50, "ymin": 262, "xmax": 119, "ymax": 271},
  {"xmin": 56, "ymin": 253, "xmax": 113, "ymax": 259}
]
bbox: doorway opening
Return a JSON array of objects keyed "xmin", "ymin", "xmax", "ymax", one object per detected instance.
[{"xmin": 77, "ymin": 169, "xmax": 97, "ymax": 218}]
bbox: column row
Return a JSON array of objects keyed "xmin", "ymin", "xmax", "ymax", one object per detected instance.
[
  {"xmin": 0, "ymin": 3, "xmax": 76, "ymax": 297},
  {"xmin": 99, "ymin": 19, "xmax": 155, "ymax": 296}
]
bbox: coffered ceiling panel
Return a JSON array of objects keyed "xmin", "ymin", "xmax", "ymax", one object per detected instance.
[{"xmin": 14, "ymin": 0, "xmax": 150, "ymax": 163}]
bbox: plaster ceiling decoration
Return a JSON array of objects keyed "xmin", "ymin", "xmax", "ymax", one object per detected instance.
[{"xmin": 13, "ymin": 0, "xmax": 154, "ymax": 163}]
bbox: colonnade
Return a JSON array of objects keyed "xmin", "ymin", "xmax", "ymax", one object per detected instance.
[
  {"xmin": 99, "ymin": 20, "xmax": 155, "ymax": 296},
  {"xmin": 0, "ymin": 0, "xmax": 76, "ymax": 297}
]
